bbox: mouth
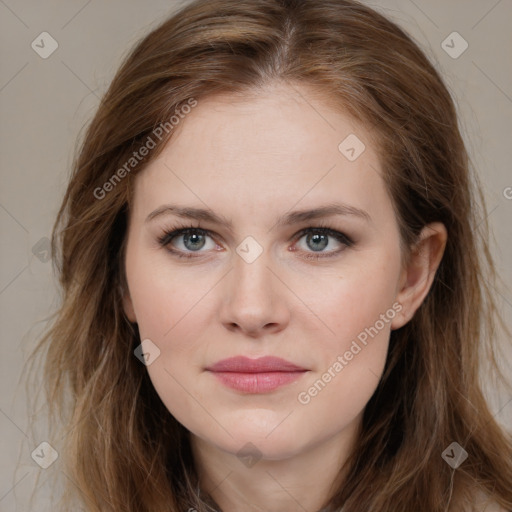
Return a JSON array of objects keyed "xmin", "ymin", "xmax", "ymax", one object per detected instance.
[{"xmin": 205, "ymin": 356, "xmax": 308, "ymax": 393}]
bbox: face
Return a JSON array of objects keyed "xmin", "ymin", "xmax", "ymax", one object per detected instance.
[{"xmin": 122, "ymin": 82, "xmax": 408, "ymax": 461}]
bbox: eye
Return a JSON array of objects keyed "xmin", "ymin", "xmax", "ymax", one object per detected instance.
[
  {"xmin": 157, "ymin": 226, "xmax": 219, "ymax": 258},
  {"xmin": 157, "ymin": 224, "xmax": 354, "ymax": 260},
  {"xmin": 292, "ymin": 227, "xmax": 353, "ymax": 260}
]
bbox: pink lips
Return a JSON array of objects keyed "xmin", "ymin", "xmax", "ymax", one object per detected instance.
[{"xmin": 206, "ymin": 356, "xmax": 308, "ymax": 393}]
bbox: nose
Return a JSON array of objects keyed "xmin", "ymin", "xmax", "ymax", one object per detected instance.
[{"xmin": 219, "ymin": 249, "xmax": 290, "ymax": 338}]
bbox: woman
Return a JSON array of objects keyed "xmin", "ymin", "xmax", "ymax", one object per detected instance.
[{"xmin": 31, "ymin": 0, "xmax": 512, "ymax": 510}]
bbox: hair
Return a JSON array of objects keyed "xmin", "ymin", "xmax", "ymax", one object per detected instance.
[{"xmin": 26, "ymin": 0, "xmax": 512, "ymax": 510}]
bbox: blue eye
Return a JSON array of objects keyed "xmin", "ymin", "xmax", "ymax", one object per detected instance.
[
  {"xmin": 157, "ymin": 225, "xmax": 353, "ymax": 260},
  {"xmin": 293, "ymin": 227, "xmax": 353, "ymax": 260},
  {"xmin": 157, "ymin": 227, "xmax": 216, "ymax": 257}
]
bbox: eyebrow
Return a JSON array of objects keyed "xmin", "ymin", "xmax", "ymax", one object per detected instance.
[{"xmin": 145, "ymin": 202, "xmax": 371, "ymax": 229}]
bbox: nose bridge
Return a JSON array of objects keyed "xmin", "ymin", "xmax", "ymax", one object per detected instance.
[
  {"xmin": 230, "ymin": 245, "xmax": 275, "ymax": 306},
  {"xmin": 219, "ymin": 243, "xmax": 289, "ymax": 335}
]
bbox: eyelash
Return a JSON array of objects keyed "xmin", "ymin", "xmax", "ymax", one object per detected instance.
[{"xmin": 156, "ymin": 222, "xmax": 354, "ymax": 261}]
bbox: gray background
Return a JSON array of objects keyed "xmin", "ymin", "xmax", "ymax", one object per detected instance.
[{"xmin": 1, "ymin": 0, "xmax": 511, "ymax": 509}]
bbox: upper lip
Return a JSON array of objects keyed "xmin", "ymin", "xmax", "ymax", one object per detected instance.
[{"xmin": 206, "ymin": 356, "xmax": 307, "ymax": 373}]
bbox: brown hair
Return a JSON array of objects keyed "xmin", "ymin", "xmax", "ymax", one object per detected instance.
[{"xmin": 28, "ymin": 0, "xmax": 512, "ymax": 510}]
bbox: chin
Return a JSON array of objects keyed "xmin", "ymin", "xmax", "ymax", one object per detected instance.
[{"xmin": 202, "ymin": 423, "xmax": 311, "ymax": 462}]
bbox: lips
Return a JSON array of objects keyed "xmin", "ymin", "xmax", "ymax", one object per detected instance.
[{"xmin": 206, "ymin": 356, "xmax": 308, "ymax": 393}]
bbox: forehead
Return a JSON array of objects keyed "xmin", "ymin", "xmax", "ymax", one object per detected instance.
[{"xmin": 131, "ymin": 83, "xmax": 391, "ymax": 224}]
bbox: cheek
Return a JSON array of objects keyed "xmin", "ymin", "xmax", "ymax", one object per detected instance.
[
  {"xmin": 294, "ymin": 273, "xmax": 397, "ymax": 427},
  {"xmin": 127, "ymin": 264, "xmax": 214, "ymax": 428},
  {"xmin": 125, "ymin": 247, "xmax": 216, "ymax": 398},
  {"xmin": 292, "ymin": 251, "xmax": 401, "ymax": 406},
  {"xmin": 126, "ymin": 243, "xmax": 214, "ymax": 344},
  {"xmin": 297, "ymin": 256, "xmax": 400, "ymax": 355},
  {"xmin": 296, "ymin": 335, "xmax": 388, "ymax": 441}
]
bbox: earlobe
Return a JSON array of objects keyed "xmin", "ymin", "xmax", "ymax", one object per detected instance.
[{"xmin": 391, "ymin": 222, "xmax": 447, "ymax": 330}]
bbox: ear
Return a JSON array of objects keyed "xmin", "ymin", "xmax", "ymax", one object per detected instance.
[
  {"xmin": 121, "ymin": 285, "xmax": 137, "ymax": 323},
  {"xmin": 391, "ymin": 222, "xmax": 447, "ymax": 330}
]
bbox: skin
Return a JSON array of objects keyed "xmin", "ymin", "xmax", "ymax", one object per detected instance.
[{"xmin": 122, "ymin": 82, "xmax": 447, "ymax": 512}]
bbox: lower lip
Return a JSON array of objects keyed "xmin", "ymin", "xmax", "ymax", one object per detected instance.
[{"xmin": 209, "ymin": 371, "xmax": 306, "ymax": 393}]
